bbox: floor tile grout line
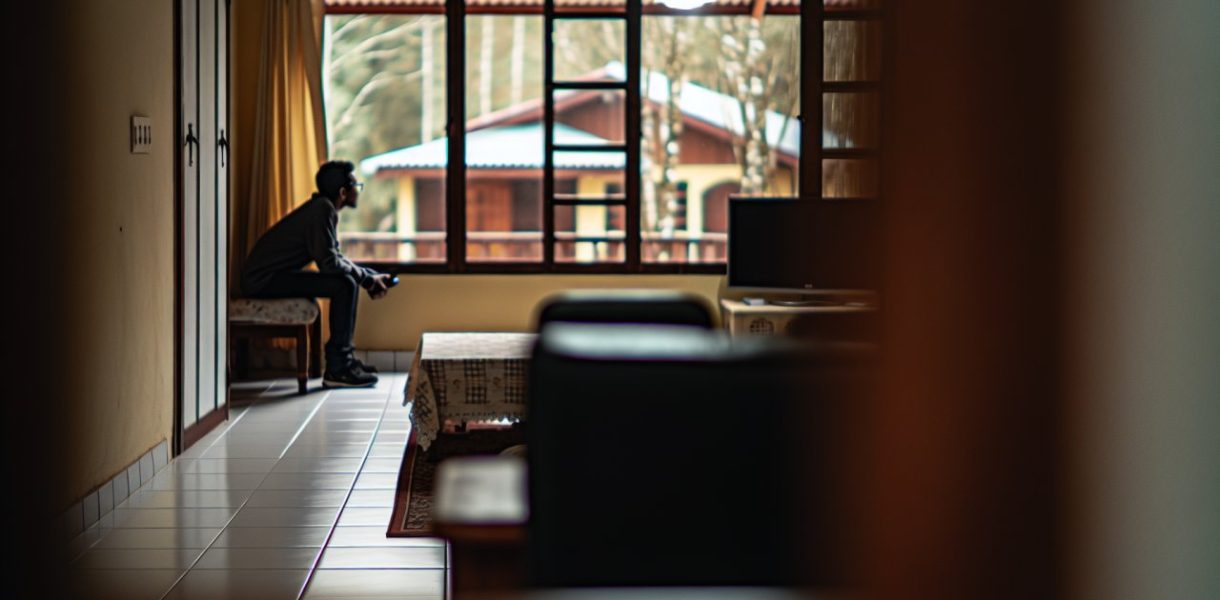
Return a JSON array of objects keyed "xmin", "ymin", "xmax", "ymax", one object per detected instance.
[
  {"xmin": 76, "ymin": 378, "xmax": 402, "ymax": 595},
  {"xmin": 176, "ymin": 379, "xmax": 274, "ymax": 460},
  {"xmin": 297, "ymin": 375, "xmax": 407, "ymax": 600},
  {"xmin": 156, "ymin": 385, "xmax": 335, "ymax": 600}
]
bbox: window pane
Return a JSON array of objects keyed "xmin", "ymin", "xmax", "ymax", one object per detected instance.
[
  {"xmin": 466, "ymin": 15, "xmax": 545, "ymax": 263},
  {"xmin": 325, "ymin": 14, "xmax": 447, "ymax": 264},
  {"xmin": 824, "ymin": 20, "xmax": 882, "ymax": 82},
  {"xmin": 554, "ymin": 19, "xmax": 625, "ymax": 83},
  {"xmin": 555, "ymin": 205, "xmax": 627, "ymax": 264},
  {"xmin": 822, "ymin": 158, "xmax": 878, "ymax": 198},
  {"xmin": 823, "ymin": 92, "xmax": 880, "ymax": 149},
  {"xmin": 556, "ymin": 171, "xmax": 626, "ymax": 200},
  {"xmin": 641, "ymin": 15, "xmax": 800, "ymax": 265},
  {"xmin": 556, "ymin": 89, "xmax": 626, "ymax": 145}
]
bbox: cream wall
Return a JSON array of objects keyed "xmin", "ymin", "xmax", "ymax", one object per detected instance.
[
  {"xmin": 353, "ymin": 275, "xmax": 727, "ymax": 350},
  {"xmin": 55, "ymin": 0, "xmax": 176, "ymax": 508}
]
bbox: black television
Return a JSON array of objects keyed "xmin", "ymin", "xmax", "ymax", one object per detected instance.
[{"xmin": 727, "ymin": 197, "xmax": 880, "ymax": 302}]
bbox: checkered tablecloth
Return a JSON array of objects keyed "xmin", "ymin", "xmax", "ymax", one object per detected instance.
[{"xmin": 405, "ymin": 332, "xmax": 537, "ymax": 451}]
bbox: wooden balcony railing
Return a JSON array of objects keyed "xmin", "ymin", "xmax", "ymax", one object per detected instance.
[{"xmin": 338, "ymin": 230, "xmax": 728, "ymax": 265}]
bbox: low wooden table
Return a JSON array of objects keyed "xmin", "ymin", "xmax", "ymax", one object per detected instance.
[
  {"xmin": 405, "ymin": 332, "xmax": 537, "ymax": 451},
  {"xmin": 433, "ymin": 456, "xmax": 528, "ymax": 598}
]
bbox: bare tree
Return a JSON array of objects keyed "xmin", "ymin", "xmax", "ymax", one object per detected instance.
[
  {"xmin": 510, "ymin": 16, "xmax": 526, "ymax": 105},
  {"xmin": 709, "ymin": 15, "xmax": 799, "ymax": 195},
  {"xmin": 421, "ymin": 21, "xmax": 435, "ymax": 142},
  {"xmin": 479, "ymin": 17, "xmax": 495, "ymax": 116},
  {"xmin": 644, "ymin": 18, "xmax": 695, "ymax": 236}
]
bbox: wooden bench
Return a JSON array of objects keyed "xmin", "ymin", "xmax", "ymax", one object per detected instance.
[{"xmin": 229, "ymin": 298, "xmax": 322, "ymax": 394}]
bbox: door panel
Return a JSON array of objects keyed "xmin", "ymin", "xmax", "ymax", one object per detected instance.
[
  {"xmin": 180, "ymin": 0, "xmax": 200, "ymax": 429},
  {"xmin": 214, "ymin": 0, "xmax": 229, "ymax": 418},
  {"xmin": 179, "ymin": 0, "xmax": 227, "ymax": 442}
]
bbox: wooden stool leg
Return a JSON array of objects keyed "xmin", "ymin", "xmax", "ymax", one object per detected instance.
[
  {"xmin": 235, "ymin": 335, "xmax": 250, "ymax": 379},
  {"xmin": 309, "ymin": 314, "xmax": 322, "ymax": 378},
  {"xmin": 296, "ymin": 326, "xmax": 308, "ymax": 394}
]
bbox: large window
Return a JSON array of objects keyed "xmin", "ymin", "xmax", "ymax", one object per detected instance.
[
  {"xmin": 323, "ymin": 13, "xmax": 447, "ymax": 263},
  {"xmin": 323, "ymin": 0, "xmax": 881, "ymax": 273}
]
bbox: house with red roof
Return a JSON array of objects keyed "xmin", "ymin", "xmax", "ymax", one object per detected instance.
[{"xmin": 360, "ymin": 63, "xmax": 804, "ymax": 262}]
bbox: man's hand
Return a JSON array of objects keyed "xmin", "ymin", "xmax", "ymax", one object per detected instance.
[{"xmin": 367, "ymin": 274, "xmax": 392, "ymax": 299}]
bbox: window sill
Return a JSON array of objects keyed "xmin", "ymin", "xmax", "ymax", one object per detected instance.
[{"xmin": 354, "ymin": 262, "xmax": 727, "ymax": 276}]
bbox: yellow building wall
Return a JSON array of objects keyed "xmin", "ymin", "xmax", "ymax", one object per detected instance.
[
  {"xmin": 671, "ymin": 164, "xmax": 741, "ymax": 234},
  {"xmin": 395, "ymin": 176, "xmax": 417, "ymax": 261},
  {"xmin": 574, "ymin": 174, "xmax": 623, "ymax": 261}
]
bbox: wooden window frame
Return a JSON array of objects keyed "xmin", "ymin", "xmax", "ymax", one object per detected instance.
[{"xmin": 324, "ymin": 0, "xmax": 882, "ymax": 275}]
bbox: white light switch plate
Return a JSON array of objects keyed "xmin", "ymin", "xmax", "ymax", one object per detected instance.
[{"xmin": 130, "ymin": 115, "xmax": 151, "ymax": 154}]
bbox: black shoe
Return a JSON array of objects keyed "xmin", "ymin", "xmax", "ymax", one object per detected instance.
[
  {"xmin": 352, "ymin": 358, "xmax": 378, "ymax": 374},
  {"xmin": 323, "ymin": 364, "xmax": 379, "ymax": 388}
]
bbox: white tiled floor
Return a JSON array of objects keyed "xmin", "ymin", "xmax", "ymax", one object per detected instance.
[{"xmin": 65, "ymin": 374, "xmax": 448, "ymax": 600}]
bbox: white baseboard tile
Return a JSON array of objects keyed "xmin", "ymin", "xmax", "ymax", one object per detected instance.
[
  {"xmin": 152, "ymin": 440, "xmax": 169, "ymax": 472},
  {"xmin": 126, "ymin": 463, "xmax": 141, "ymax": 498},
  {"xmin": 62, "ymin": 500, "xmax": 84, "ymax": 540},
  {"xmin": 82, "ymin": 491, "xmax": 100, "ymax": 528},
  {"xmin": 353, "ymin": 348, "xmax": 411, "ymax": 373},
  {"xmin": 139, "ymin": 453, "xmax": 154, "ymax": 486},
  {"xmin": 56, "ymin": 439, "xmax": 172, "ymax": 544},
  {"xmin": 110, "ymin": 468, "xmax": 130, "ymax": 505},
  {"xmin": 98, "ymin": 480, "xmax": 114, "ymax": 517},
  {"xmin": 394, "ymin": 351, "xmax": 415, "ymax": 371},
  {"xmin": 366, "ymin": 350, "xmax": 396, "ymax": 373}
]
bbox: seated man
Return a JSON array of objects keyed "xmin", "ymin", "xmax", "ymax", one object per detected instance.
[{"xmin": 241, "ymin": 160, "xmax": 393, "ymax": 388}]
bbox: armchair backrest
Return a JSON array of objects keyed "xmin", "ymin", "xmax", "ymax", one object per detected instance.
[
  {"xmin": 525, "ymin": 323, "xmax": 875, "ymax": 588},
  {"xmin": 533, "ymin": 289, "xmax": 716, "ymax": 331}
]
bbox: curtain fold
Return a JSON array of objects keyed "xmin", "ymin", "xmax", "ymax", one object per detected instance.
[{"xmin": 232, "ymin": 0, "xmax": 327, "ymax": 294}]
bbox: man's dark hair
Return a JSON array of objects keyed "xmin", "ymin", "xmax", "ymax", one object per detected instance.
[{"xmin": 316, "ymin": 160, "xmax": 356, "ymax": 200}]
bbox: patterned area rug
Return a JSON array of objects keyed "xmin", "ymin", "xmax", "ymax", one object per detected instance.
[{"xmin": 387, "ymin": 425, "xmax": 525, "ymax": 536}]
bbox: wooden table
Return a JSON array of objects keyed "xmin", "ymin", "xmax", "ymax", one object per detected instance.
[
  {"xmin": 405, "ymin": 332, "xmax": 537, "ymax": 451},
  {"xmin": 433, "ymin": 456, "xmax": 528, "ymax": 598}
]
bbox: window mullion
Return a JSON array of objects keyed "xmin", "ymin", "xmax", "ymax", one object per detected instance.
[
  {"xmin": 801, "ymin": 0, "xmax": 823, "ymax": 199},
  {"xmin": 625, "ymin": 0, "xmax": 642, "ymax": 270},
  {"xmin": 543, "ymin": 0, "xmax": 555, "ymax": 270},
  {"xmin": 446, "ymin": 0, "xmax": 467, "ymax": 271}
]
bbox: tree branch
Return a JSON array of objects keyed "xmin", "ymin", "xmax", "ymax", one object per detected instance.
[{"xmin": 329, "ymin": 20, "xmax": 426, "ymax": 73}]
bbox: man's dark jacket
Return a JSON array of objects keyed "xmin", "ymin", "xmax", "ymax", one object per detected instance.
[{"xmin": 241, "ymin": 193, "xmax": 375, "ymax": 294}]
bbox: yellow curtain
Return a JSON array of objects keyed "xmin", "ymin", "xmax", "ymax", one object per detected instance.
[{"xmin": 232, "ymin": 0, "xmax": 327, "ymax": 294}]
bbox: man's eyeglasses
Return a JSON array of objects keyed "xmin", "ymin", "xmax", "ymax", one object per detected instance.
[{"xmin": 347, "ymin": 181, "xmax": 364, "ymax": 192}]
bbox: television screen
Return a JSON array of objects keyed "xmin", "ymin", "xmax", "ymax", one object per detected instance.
[{"xmin": 728, "ymin": 197, "xmax": 880, "ymax": 292}]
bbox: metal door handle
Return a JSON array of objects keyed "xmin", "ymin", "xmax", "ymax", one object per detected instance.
[
  {"xmin": 218, "ymin": 129, "xmax": 229, "ymax": 167},
  {"xmin": 184, "ymin": 123, "xmax": 198, "ymax": 167}
]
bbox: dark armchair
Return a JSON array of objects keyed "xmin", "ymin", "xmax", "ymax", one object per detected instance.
[
  {"xmin": 525, "ymin": 323, "xmax": 874, "ymax": 588},
  {"xmin": 532, "ymin": 289, "xmax": 716, "ymax": 330}
]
